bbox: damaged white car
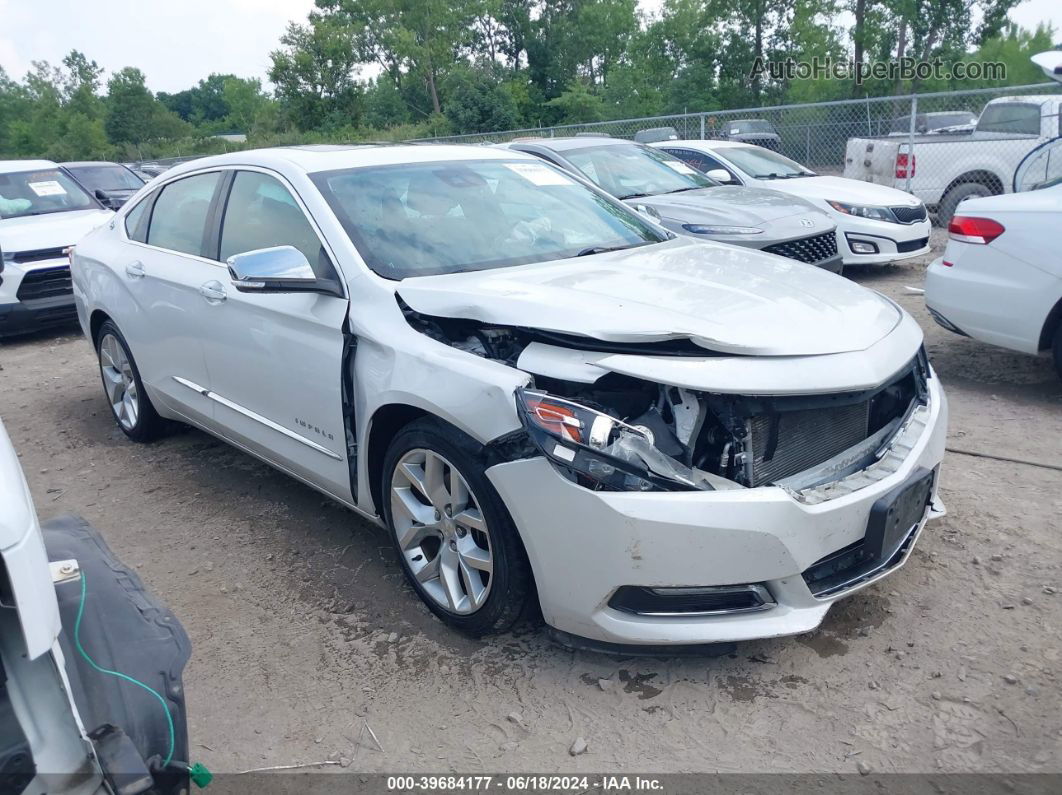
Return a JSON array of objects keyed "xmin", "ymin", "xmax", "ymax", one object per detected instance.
[{"xmin": 70, "ymin": 145, "xmax": 947, "ymax": 650}]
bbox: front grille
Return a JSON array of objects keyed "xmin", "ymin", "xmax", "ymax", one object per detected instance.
[
  {"xmin": 746, "ymin": 401, "xmax": 871, "ymax": 486},
  {"xmin": 891, "ymin": 205, "xmax": 927, "ymax": 224},
  {"xmin": 16, "ymin": 266, "xmax": 72, "ymax": 301},
  {"xmin": 12, "ymin": 247, "xmax": 68, "ymax": 265},
  {"xmin": 897, "ymin": 236, "xmax": 929, "ymax": 253},
  {"xmin": 762, "ymin": 230, "xmax": 838, "ymax": 264}
]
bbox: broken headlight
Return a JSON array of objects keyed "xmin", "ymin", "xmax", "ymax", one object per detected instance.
[{"xmin": 515, "ymin": 388, "xmax": 711, "ymax": 492}]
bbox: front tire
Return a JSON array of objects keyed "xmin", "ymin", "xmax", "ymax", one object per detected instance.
[
  {"xmin": 95, "ymin": 320, "xmax": 167, "ymax": 442},
  {"xmin": 381, "ymin": 418, "xmax": 531, "ymax": 636}
]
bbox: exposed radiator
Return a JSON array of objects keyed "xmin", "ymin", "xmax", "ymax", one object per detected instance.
[{"xmin": 745, "ymin": 401, "xmax": 871, "ymax": 486}]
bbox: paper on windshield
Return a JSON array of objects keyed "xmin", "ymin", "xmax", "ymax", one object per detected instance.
[
  {"xmin": 28, "ymin": 180, "xmax": 67, "ymax": 197},
  {"xmin": 663, "ymin": 161, "xmax": 697, "ymax": 175},
  {"xmin": 504, "ymin": 162, "xmax": 574, "ymax": 186}
]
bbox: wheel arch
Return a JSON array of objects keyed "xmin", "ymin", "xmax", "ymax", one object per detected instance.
[
  {"xmin": 942, "ymin": 170, "xmax": 1005, "ymax": 200},
  {"xmin": 89, "ymin": 308, "xmax": 113, "ymax": 346},
  {"xmin": 366, "ymin": 403, "xmax": 432, "ymax": 519},
  {"xmin": 1039, "ymin": 295, "xmax": 1062, "ymax": 352}
]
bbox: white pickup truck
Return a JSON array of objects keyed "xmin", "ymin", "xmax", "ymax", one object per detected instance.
[{"xmin": 843, "ymin": 94, "xmax": 1062, "ymax": 224}]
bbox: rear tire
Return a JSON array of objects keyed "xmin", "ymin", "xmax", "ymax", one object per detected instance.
[
  {"xmin": 1053, "ymin": 324, "xmax": 1062, "ymax": 382},
  {"xmin": 381, "ymin": 417, "xmax": 532, "ymax": 636},
  {"xmin": 95, "ymin": 320, "xmax": 167, "ymax": 442},
  {"xmin": 936, "ymin": 182, "xmax": 994, "ymax": 227}
]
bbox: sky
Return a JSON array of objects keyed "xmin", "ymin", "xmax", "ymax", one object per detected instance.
[{"xmin": 0, "ymin": 0, "xmax": 1059, "ymax": 94}]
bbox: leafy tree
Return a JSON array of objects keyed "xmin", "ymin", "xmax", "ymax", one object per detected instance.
[
  {"xmin": 105, "ymin": 67, "xmax": 187, "ymax": 146},
  {"xmin": 546, "ymin": 80, "xmax": 606, "ymax": 123},
  {"xmin": 269, "ymin": 19, "xmax": 363, "ymax": 129},
  {"xmin": 316, "ymin": 0, "xmax": 476, "ymax": 115},
  {"xmin": 444, "ymin": 64, "xmax": 520, "ymax": 132}
]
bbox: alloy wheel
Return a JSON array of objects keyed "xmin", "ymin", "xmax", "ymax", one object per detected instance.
[
  {"xmin": 389, "ymin": 448, "xmax": 493, "ymax": 614},
  {"xmin": 99, "ymin": 333, "xmax": 139, "ymax": 431}
]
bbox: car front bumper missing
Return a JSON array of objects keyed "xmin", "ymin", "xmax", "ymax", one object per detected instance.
[{"xmin": 487, "ymin": 375, "xmax": 947, "ymax": 647}]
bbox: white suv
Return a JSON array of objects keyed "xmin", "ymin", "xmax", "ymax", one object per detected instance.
[
  {"xmin": 1, "ymin": 160, "xmax": 112, "ymax": 337},
  {"xmin": 71, "ymin": 145, "xmax": 947, "ymax": 650}
]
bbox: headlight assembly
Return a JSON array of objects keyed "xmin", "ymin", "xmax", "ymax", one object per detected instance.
[
  {"xmin": 681, "ymin": 224, "xmax": 762, "ymax": 235},
  {"xmin": 515, "ymin": 388, "xmax": 712, "ymax": 492},
  {"xmin": 827, "ymin": 201, "xmax": 896, "ymax": 222}
]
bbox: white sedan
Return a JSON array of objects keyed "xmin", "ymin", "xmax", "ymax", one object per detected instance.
[
  {"xmin": 652, "ymin": 140, "xmax": 932, "ymax": 267},
  {"xmin": 926, "ymin": 184, "xmax": 1062, "ymax": 377},
  {"xmin": 71, "ymin": 145, "xmax": 946, "ymax": 649}
]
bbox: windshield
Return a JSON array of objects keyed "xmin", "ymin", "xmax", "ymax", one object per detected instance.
[
  {"xmin": 0, "ymin": 168, "xmax": 98, "ymax": 219},
  {"xmin": 312, "ymin": 159, "xmax": 668, "ymax": 279},
  {"xmin": 722, "ymin": 146, "xmax": 815, "ymax": 179},
  {"xmin": 563, "ymin": 143, "xmax": 715, "ymax": 199},
  {"xmin": 65, "ymin": 164, "xmax": 144, "ymax": 192},
  {"xmin": 976, "ymin": 103, "xmax": 1041, "ymax": 135},
  {"xmin": 730, "ymin": 120, "xmax": 773, "ymax": 134}
]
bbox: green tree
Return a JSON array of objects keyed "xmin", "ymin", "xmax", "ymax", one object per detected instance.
[
  {"xmin": 545, "ymin": 80, "xmax": 605, "ymax": 123},
  {"xmin": 269, "ymin": 19, "xmax": 363, "ymax": 129},
  {"xmin": 105, "ymin": 67, "xmax": 158, "ymax": 144},
  {"xmin": 443, "ymin": 64, "xmax": 520, "ymax": 132},
  {"xmin": 105, "ymin": 67, "xmax": 188, "ymax": 146},
  {"xmin": 316, "ymin": 0, "xmax": 476, "ymax": 115}
]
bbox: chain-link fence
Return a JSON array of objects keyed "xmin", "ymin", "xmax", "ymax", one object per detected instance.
[
  {"xmin": 419, "ymin": 82, "xmax": 1062, "ymax": 221},
  {"xmin": 124, "ymin": 82, "xmax": 1062, "ymax": 223}
]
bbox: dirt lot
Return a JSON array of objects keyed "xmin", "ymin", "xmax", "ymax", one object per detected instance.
[{"xmin": 2, "ymin": 231, "xmax": 1060, "ymax": 775}]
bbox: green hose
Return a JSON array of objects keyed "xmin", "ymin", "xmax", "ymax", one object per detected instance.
[{"xmin": 73, "ymin": 571, "xmax": 176, "ymax": 768}]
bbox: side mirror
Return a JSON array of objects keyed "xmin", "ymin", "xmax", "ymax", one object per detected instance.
[
  {"xmin": 706, "ymin": 168, "xmax": 735, "ymax": 184},
  {"xmin": 226, "ymin": 245, "xmax": 341, "ymax": 296}
]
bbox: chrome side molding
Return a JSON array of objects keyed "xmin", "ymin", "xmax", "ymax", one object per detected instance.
[{"xmin": 172, "ymin": 376, "xmax": 343, "ymax": 461}]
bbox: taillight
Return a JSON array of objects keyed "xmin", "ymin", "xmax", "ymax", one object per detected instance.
[
  {"xmin": 948, "ymin": 216, "xmax": 1005, "ymax": 245},
  {"xmin": 895, "ymin": 153, "xmax": 916, "ymax": 179}
]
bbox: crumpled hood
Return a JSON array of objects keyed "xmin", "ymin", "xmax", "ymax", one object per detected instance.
[
  {"xmin": 398, "ymin": 237, "xmax": 902, "ymax": 356},
  {"xmin": 0, "ymin": 208, "xmax": 113, "ymax": 254},
  {"xmin": 635, "ymin": 185, "xmax": 825, "ymax": 227},
  {"xmin": 761, "ymin": 175, "xmax": 925, "ymax": 208}
]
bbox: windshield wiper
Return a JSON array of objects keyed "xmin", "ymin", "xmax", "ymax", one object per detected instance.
[
  {"xmin": 663, "ymin": 186, "xmax": 703, "ymax": 194},
  {"xmin": 576, "ymin": 244, "xmax": 640, "ymax": 257},
  {"xmin": 618, "ymin": 191, "xmax": 652, "ymax": 200}
]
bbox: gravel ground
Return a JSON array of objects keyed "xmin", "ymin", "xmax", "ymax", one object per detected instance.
[{"xmin": 1, "ymin": 231, "xmax": 1060, "ymax": 775}]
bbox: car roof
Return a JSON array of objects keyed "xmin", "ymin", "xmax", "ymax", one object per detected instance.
[
  {"xmin": 0, "ymin": 159, "xmax": 60, "ymax": 174},
  {"xmin": 652, "ymin": 139, "xmax": 752, "ymax": 151},
  {"xmin": 987, "ymin": 95, "xmax": 1060, "ymax": 105},
  {"xmin": 160, "ymin": 143, "xmax": 534, "ymax": 179},
  {"xmin": 61, "ymin": 161, "xmax": 131, "ymax": 169},
  {"xmin": 507, "ymin": 136, "xmax": 629, "ymax": 152}
]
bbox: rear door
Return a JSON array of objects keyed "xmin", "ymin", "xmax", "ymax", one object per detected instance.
[
  {"xmin": 197, "ymin": 168, "xmax": 353, "ymax": 500},
  {"xmin": 118, "ymin": 171, "xmax": 224, "ymax": 425}
]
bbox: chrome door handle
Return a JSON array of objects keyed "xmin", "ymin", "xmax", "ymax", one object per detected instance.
[
  {"xmin": 198, "ymin": 280, "xmax": 227, "ymax": 302},
  {"xmin": 125, "ymin": 261, "xmax": 145, "ymax": 279}
]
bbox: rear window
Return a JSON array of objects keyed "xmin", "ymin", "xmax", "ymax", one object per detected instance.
[
  {"xmin": 66, "ymin": 164, "xmax": 144, "ymax": 192},
  {"xmin": 976, "ymin": 103, "xmax": 1041, "ymax": 135},
  {"xmin": 0, "ymin": 168, "xmax": 97, "ymax": 219}
]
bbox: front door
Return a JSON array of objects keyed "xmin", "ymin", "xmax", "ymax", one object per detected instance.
[{"xmin": 197, "ymin": 169, "xmax": 353, "ymax": 501}]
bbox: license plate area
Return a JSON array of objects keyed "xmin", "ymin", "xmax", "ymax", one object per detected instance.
[
  {"xmin": 802, "ymin": 467, "xmax": 935, "ymax": 598},
  {"xmin": 865, "ymin": 466, "xmax": 935, "ymax": 562}
]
